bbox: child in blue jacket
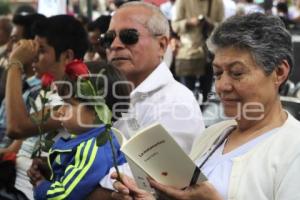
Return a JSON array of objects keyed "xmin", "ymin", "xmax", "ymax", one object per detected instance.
[{"xmin": 27, "ymin": 61, "xmax": 130, "ymax": 200}]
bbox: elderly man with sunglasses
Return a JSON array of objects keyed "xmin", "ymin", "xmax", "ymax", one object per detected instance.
[{"xmin": 86, "ymin": 1, "xmax": 205, "ymax": 199}]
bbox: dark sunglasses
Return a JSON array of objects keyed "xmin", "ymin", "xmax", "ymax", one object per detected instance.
[{"xmin": 100, "ymin": 28, "xmax": 140, "ymax": 49}]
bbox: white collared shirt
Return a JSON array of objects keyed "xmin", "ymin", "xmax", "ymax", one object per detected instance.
[
  {"xmin": 101, "ymin": 62, "xmax": 205, "ymax": 189},
  {"xmin": 114, "ymin": 62, "xmax": 205, "ymax": 154}
]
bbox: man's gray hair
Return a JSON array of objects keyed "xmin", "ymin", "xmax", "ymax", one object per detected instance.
[
  {"xmin": 120, "ymin": 1, "xmax": 170, "ymax": 37},
  {"xmin": 208, "ymin": 13, "xmax": 293, "ymax": 76}
]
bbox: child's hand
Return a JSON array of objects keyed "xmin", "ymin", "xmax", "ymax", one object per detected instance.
[{"xmin": 27, "ymin": 158, "xmax": 46, "ymax": 187}]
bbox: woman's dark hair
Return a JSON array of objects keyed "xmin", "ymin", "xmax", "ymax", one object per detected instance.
[
  {"xmin": 87, "ymin": 15, "xmax": 111, "ymax": 33},
  {"xmin": 12, "ymin": 13, "xmax": 46, "ymax": 39},
  {"xmin": 58, "ymin": 61, "xmax": 131, "ymax": 122}
]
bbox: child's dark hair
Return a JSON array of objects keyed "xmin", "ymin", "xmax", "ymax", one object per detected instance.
[{"xmin": 58, "ymin": 61, "xmax": 131, "ymax": 122}]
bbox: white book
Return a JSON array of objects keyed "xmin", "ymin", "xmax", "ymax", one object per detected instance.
[{"xmin": 113, "ymin": 123, "xmax": 207, "ymax": 192}]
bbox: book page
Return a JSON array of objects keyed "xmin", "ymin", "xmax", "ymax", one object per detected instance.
[
  {"xmin": 121, "ymin": 123, "xmax": 206, "ymax": 189},
  {"xmin": 112, "ymin": 127, "xmax": 154, "ymax": 193}
]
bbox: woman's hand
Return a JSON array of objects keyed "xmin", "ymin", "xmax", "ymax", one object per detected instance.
[
  {"xmin": 111, "ymin": 172, "xmax": 155, "ymax": 200},
  {"xmin": 149, "ymin": 179, "xmax": 223, "ymax": 200}
]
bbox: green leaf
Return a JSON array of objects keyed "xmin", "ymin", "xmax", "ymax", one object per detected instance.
[
  {"xmin": 96, "ymin": 129, "xmax": 109, "ymax": 146},
  {"xmin": 43, "ymin": 110, "xmax": 51, "ymax": 122},
  {"xmin": 95, "ymin": 104, "xmax": 112, "ymax": 125},
  {"xmin": 30, "ymin": 115, "xmax": 41, "ymax": 124},
  {"xmin": 41, "ymin": 139, "xmax": 55, "ymax": 152},
  {"xmin": 29, "ymin": 97, "xmax": 38, "ymax": 113},
  {"xmin": 38, "ymin": 94, "xmax": 43, "ymax": 103},
  {"xmin": 52, "ymin": 105, "xmax": 61, "ymax": 111},
  {"xmin": 95, "ymin": 69, "xmax": 105, "ymax": 95},
  {"xmin": 42, "ymin": 96, "xmax": 48, "ymax": 104},
  {"xmin": 79, "ymin": 80, "xmax": 97, "ymax": 98}
]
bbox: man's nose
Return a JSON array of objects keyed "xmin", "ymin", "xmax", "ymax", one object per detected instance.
[{"xmin": 110, "ymin": 34, "xmax": 125, "ymax": 50}]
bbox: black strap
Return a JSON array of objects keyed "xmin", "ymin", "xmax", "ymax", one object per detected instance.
[
  {"xmin": 189, "ymin": 166, "xmax": 201, "ymax": 186},
  {"xmin": 198, "ymin": 130, "xmax": 232, "ymax": 169}
]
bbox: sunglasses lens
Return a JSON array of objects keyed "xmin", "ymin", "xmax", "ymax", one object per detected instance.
[
  {"xmin": 101, "ymin": 29, "xmax": 139, "ymax": 48},
  {"xmin": 119, "ymin": 29, "xmax": 139, "ymax": 45},
  {"xmin": 101, "ymin": 31, "xmax": 116, "ymax": 48}
]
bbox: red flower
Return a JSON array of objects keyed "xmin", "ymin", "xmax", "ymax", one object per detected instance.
[
  {"xmin": 65, "ymin": 59, "xmax": 89, "ymax": 80},
  {"xmin": 41, "ymin": 73, "xmax": 54, "ymax": 90}
]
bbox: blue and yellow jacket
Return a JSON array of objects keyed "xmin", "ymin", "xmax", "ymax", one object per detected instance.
[{"xmin": 34, "ymin": 126, "xmax": 126, "ymax": 200}]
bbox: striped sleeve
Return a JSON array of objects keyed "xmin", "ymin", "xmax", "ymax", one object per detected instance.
[{"xmin": 38, "ymin": 138, "xmax": 100, "ymax": 200}]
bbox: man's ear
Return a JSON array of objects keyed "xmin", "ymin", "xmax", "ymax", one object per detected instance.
[
  {"xmin": 274, "ymin": 60, "xmax": 290, "ymax": 88},
  {"xmin": 158, "ymin": 36, "xmax": 169, "ymax": 59}
]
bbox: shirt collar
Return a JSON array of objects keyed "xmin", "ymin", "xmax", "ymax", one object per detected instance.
[
  {"xmin": 25, "ymin": 76, "xmax": 41, "ymax": 88},
  {"xmin": 52, "ymin": 125, "xmax": 106, "ymax": 150},
  {"xmin": 130, "ymin": 62, "xmax": 172, "ymax": 98}
]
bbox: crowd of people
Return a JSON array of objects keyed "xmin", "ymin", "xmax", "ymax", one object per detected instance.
[{"xmin": 0, "ymin": 0, "xmax": 299, "ymax": 200}]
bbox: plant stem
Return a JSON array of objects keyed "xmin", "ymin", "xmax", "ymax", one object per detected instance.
[
  {"xmin": 107, "ymin": 126, "xmax": 122, "ymax": 182},
  {"xmin": 37, "ymin": 125, "xmax": 42, "ymax": 157},
  {"xmin": 38, "ymin": 90, "xmax": 47, "ymax": 158}
]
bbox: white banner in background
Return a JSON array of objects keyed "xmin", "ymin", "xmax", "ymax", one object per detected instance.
[{"xmin": 38, "ymin": 0, "xmax": 67, "ymax": 17}]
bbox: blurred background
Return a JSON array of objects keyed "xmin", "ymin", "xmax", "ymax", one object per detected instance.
[{"xmin": 1, "ymin": 0, "xmax": 300, "ymax": 126}]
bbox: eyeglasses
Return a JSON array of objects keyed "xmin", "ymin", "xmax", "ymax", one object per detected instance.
[{"xmin": 100, "ymin": 28, "xmax": 140, "ymax": 49}]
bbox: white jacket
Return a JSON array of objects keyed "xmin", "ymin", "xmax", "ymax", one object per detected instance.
[{"xmin": 190, "ymin": 113, "xmax": 300, "ymax": 200}]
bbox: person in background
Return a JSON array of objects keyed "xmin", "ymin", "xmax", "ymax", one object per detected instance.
[
  {"xmin": 236, "ymin": 0, "xmax": 264, "ymax": 15},
  {"xmin": 223, "ymin": 0, "xmax": 237, "ymax": 19},
  {"xmin": 0, "ymin": 17, "xmax": 11, "ymax": 59},
  {"xmin": 5, "ymin": 15, "xmax": 89, "ymax": 199},
  {"xmin": 0, "ymin": 17, "xmax": 12, "ymax": 103},
  {"xmin": 111, "ymin": 13, "xmax": 300, "ymax": 200},
  {"xmin": 0, "ymin": 13, "xmax": 46, "ymax": 153},
  {"xmin": 172, "ymin": 0, "xmax": 224, "ymax": 103},
  {"xmin": 0, "ymin": 13, "xmax": 46, "ymax": 200},
  {"xmin": 0, "ymin": 14, "xmax": 45, "ymax": 102},
  {"xmin": 160, "ymin": 0, "xmax": 176, "ymax": 21},
  {"xmin": 85, "ymin": 15, "xmax": 111, "ymax": 62},
  {"xmin": 276, "ymin": 2, "xmax": 294, "ymax": 29}
]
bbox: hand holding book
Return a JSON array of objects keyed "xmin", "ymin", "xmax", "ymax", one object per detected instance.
[{"xmin": 114, "ymin": 123, "xmax": 207, "ymax": 193}]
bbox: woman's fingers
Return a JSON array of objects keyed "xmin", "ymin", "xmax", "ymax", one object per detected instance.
[
  {"xmin": 148, "ymin": 178, "xmax": 185, "ymax": 199},
  {"xmin": 111, "ymin": 191, "xmax": 133, "ymax": 200}
]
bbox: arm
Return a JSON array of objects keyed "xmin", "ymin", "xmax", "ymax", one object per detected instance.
[
  {"xmin": 5, "ymin": 40, "xmax": 61, "ymax": 139},
  {"xmin": 5, "ymin": 66, "xmax": 61, "ymax": 139},
  {"xmin": 0, "ymin": 139, "xmax": 22, "ymax": 156},
  {"xmin": 275, "ymin": 155, "xmax": 300, "ymax": 199},
  {"xmin": 171, "ymin": 0, "xmax": 191, "ymax": 34},
  {"xmin": 208, "ymin": 0, "xmax": 224, "ymax": 25}
]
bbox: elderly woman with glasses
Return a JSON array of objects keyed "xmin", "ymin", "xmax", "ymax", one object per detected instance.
[{"xmin": 111, "ymin": 13, "xmax": 300, "ymax": 200}]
